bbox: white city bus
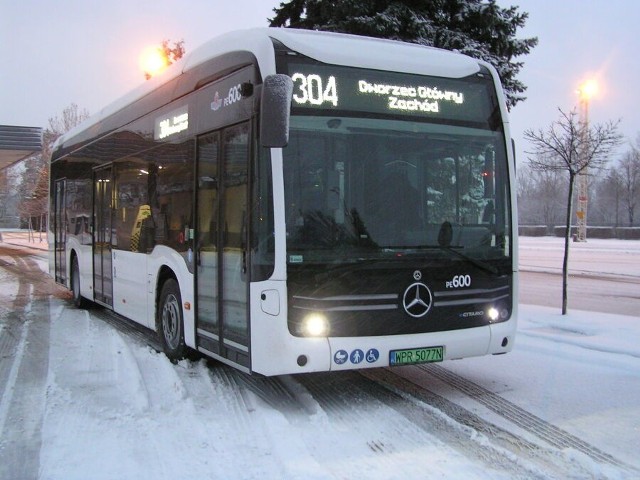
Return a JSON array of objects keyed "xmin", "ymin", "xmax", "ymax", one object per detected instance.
[{"xmin": 49, "ymin": 28, "xmax": 518, "ymax": 376}]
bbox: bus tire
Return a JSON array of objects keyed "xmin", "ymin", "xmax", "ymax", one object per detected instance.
[
  {"xmin": 71, "ymin": 256, "xmax": 91, "ymax": 309},
  {"xmin": 158, "ymin": 278, "xmax": 187, "ymax": 361}
]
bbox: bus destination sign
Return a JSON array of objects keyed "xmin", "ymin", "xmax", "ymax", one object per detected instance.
[
  {"xmin": 287, "ymin": 62, "xmax": 493, "ymax": 125},
  {"xmin": 154, "ymin": 105, "xmax": 189, "ymax": 140}
]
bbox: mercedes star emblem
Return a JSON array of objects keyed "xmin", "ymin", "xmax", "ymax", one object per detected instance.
[{"xmin": 402, "ymin": 282, "xmax": 433, "ymax": 318}]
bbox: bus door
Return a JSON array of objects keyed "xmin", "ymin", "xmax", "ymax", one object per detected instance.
[
  {"xmin": 54, "ymin": 179, "xmax": 66, "ymax": 283},
  {"xmin": 195, "ymin": 123, "xmax": 250, "ymax": 370},
  {"xmin": 93, "ymin": 166, "xmax": 113, "ymax": 306}
]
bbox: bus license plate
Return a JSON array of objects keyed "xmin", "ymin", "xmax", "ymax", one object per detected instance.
[{"xmin": 389, "ymin": 346, "xmax": 444, "ymax": 366}]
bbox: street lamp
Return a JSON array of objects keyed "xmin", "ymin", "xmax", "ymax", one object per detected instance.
[
  {"xmin": 575, "ymin": 79, "xmax": 598, "ymax": 242},
  {"xmin": 578, "ymin": 79, "xmax": 598, "ymax": 102},
  {"xmin": 140, "ymin": 46, "xmax": 168, "ymax": 80}
]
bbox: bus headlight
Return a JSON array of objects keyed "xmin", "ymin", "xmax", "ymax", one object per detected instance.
[
  {"xmin": 302, "ymin": 313, "xmax": 329, "ymax": 337},
  {"xmin": 487, "ymin": 306, "xmax": 510, "ymax": 322}
]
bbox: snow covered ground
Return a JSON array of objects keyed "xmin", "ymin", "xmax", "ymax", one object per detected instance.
[{"xmin": 0, "ymin": 235, "xmax": 639, "ymax": 479}]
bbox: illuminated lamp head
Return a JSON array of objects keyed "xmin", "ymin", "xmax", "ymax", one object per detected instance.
[
  {"xmin": 487, "ymin": 305, "xmax": 511, "ymax": 322},
  {"xmin": 140, "ymin": 46, "xmax": 168, "ymax": 79},
  {"xmin": 301, "ymin": 313, "xmax": 330, "ymax": 337},
  {"xmin": 578, "ymin": 79, "xmax": 598, "ymax": 101},
  {"xmin": 487, "ymin": 307, "xmax": 500, "ymax": 322}
]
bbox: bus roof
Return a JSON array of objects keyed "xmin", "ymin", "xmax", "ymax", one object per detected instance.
[
  {"xmin": 267, "ymin": 28, "xmax": 479, "ymax": 77},
  {"xmin": 54, "ymin": 28, "xmax": 484, "ymax": 156}
]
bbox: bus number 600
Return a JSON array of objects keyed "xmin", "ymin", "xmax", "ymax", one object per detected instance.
[{"xmin": 446, "ymin": 274, "xmax": 471, "ymax": 289}]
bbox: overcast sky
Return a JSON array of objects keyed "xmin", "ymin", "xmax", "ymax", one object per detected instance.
[{"xmin": 2, "ymin": 0, "xmax": 639, "ymax": 161}]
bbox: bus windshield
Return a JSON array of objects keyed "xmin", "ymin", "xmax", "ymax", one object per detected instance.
[{"xmin": 281, "ymin": 65, "xmax": 511, "ymax": 267}]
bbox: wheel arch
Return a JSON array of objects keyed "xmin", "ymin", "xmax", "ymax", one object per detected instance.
[
  {"xmin": 155, "ymin": 265, "xmax": 178, "ymax": 327},
  {"xmin": 69, "ymin": 247, "xmax": 93, "ymax": 308},
  {"xmin": 148, "ymin": 248, "xmax": 196, "ymax": 349},
  {"xmin": 155, "ymin": 266, "xmax": 195, "ymax": 360},
  {"xmin": 69, "ymin": 248, "xmax": 79, "ymax": 293},
  {"xmin": 66, "ymin": 247, "xmax": 79, "ymax": 289}
]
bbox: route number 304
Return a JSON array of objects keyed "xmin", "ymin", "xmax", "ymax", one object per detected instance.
[
  {"xmin": 292, "ymin": 73, "xmax": 339, "ymax": 107},
  {"xmin": 446, "ymin": 274, "xmax": 472, "ymax": 289}
]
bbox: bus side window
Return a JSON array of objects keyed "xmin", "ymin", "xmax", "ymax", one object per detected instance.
[
  {"xmin": 154, "ymin": 142, "xmax": 194, "ymax": 253},
  {"xmin": 114, "ymin": 162, "xmax": 149, "ymax": 251}
]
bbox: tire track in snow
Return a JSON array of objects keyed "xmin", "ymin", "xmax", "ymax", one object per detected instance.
[
  {"xmin": 200, "ymin": 365, "xmax": 420, "ymax": 479},
  {"xmin": 85, "ymin": 307, "xmax": 580, "ymax": 478},
  {"xmin": 303, "ymin": 372, "xmax": 443, "ymax": 477},
  {"xmin": 87, "ymin": 308, "xmax": 303, "ymax": 479},
  {"xmin": 235, "ymin": 371, "xmax": 545, "ymax": 478},
  {"xmin": 232, "ymin": 370, "xmax": 316, "ymax": 417},
  {"xmin": 417, "ymin": 363, "xmax": 633, "ymax": 470},
  {"xmin": 89, "ymin": 308, "xmax": 283, "ymax": 477},
  {"xmin": 369, "ymin": 365, "xmax": 638, "ymax": 478},
  {"xmin": 40, "ymin": 307, "xmax": 163, "ymax": 478},
  {"xmin": 188, "ymin": 363, "xmax": 324, "ymax": 479},
  {"xmin": 90, "ymin": 307, "xmax": 162, "ymax": 352},
  {"xmin": 364, "ymin": 367, "xmax": 601, "ymax": 479},
  {"xmin": 0, "ymin": 314, "xmax": 31, "ymax": 448},
  {"xmin": 0, "ymin": 246, "xmax": 63, "ymax": 480},
  {"xmin": 205, "ymin": 365, "xmax": 256, "ymax": 430},
  {"xmin": 299, "ymin": 371, "xmax": 548, "ymax": 480}
]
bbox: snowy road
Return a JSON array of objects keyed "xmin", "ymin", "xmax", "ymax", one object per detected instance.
[
  {"xmin": 0, "ymin": 245, "xmax": 67, "ymax": 480},
  {"xmin": 518, "ymin": 237, "xmax": 640, "ymax": 316},
  {"xmin": 1, "ymin": 239, "xmax": 639, "ymax": 479}
]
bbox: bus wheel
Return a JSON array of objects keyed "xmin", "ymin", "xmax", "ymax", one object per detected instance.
[
  {"xmin": 158, "ymin": 278, "xmax": 186, "ymax": 361},
  {"xmin": 71, "ymin": 256, "xmax": 90, "ymax": 309}
]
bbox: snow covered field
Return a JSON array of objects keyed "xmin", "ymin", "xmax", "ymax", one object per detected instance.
[{"xmin": 0, "ymin": 236, "xmax": 639, "ymax": 479}]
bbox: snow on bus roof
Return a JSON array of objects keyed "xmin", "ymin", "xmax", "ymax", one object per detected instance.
[
  {"xmin": 267, "ymin": 28, "xmax": 479, "ymax": 77},
  {"xmin": 55, "ymin": 28, "xmax": 482, "ymax": 152}
]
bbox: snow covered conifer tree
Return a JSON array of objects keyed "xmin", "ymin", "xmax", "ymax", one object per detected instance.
[{"xmin": 269, "ymin": 0, "xmax": 537, "ymax": 110}]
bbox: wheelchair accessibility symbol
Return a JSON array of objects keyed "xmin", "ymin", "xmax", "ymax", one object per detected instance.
[
  {"xmin": 335, "ymin": 348, "xmax": 379, "ymax": 365},
  {"xmin": 366, "ymin": 348, "xmax": 380, "ymax": 363}
]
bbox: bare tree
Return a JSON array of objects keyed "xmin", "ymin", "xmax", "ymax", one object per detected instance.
[
  {"xmin": 619, "ymin": 140, "xmax": 640, "ymax": 226},
  {"xmin": 17, "ymin": 158, "xmax": 49, "ymax": 239},
  {"xmin": 524, "ymin": 108, "xmax": 623, "ymax": 314},
  {"xmin": 516, "ymin": 164, "xmax": 537, "ymax": 222},
  {"xmin": 44, "ymin": 103, "xmax": 90, "ymax": 156},
  {"xmin": 161, "ymin": 39, "xmax": 185, "ymax": 63},
  {"xmin": 535, "ymin": 165, "xmax": 565, "ymax": 230},
  {"xmin": 18, "ymin": 103, "xmax": 89, "ymax": 237},
  {"xmin": 594, "ymin": 168, "xmax": 623, "ymax": 227},
  {"xmin": 517, "ymin": 163, "xmax": 565, "ymax": 229}
]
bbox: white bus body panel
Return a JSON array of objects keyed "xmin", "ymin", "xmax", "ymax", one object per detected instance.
[
  {"xmin": 68, "ymin": 243, "xmax": 195, "ymax": 345},
  {"xmin": 250, "ymin": 280, "xmax": 517, "ymax": 377},
  {"xmin": 112, "ymin": 250, "xmax": 149, "ymax": 328},
  {"xmin": 250, "ymin": 280, "xmax": 331, "ymax": 376}
]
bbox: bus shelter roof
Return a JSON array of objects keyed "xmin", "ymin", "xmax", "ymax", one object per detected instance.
[{"xmin": 0, "ymin": 124, "xmax": 43, "ymax": 170}]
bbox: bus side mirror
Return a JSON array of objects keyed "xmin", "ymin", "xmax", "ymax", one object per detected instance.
[{"xmin": 260, "ymin": 74, "xmax": 293, "ymax": 148}]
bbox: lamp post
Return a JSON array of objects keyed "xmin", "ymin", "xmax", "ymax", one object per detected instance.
[{"xmin": 575, "ymin": 79, "xmax": 598, "ymax": 242}]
